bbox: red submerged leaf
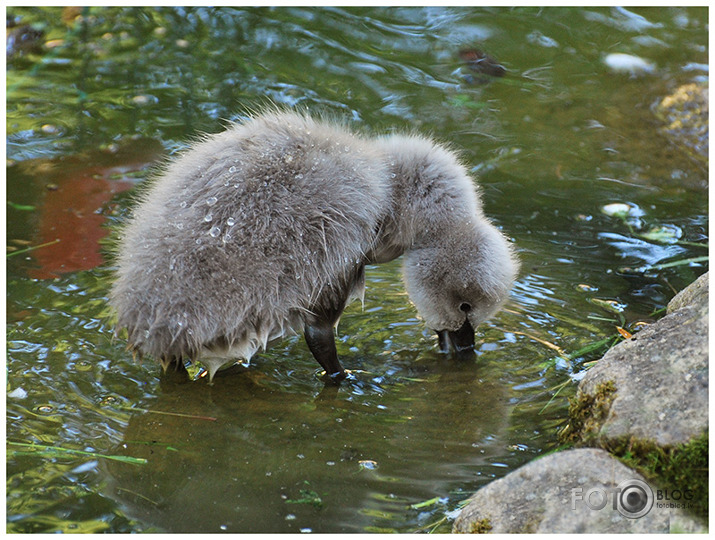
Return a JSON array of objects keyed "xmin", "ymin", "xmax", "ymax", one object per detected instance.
[{"xmin": 24, "ymin": 138, "xmax": 164, "ymax": 279}]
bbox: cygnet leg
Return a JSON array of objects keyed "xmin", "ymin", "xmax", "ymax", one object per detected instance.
[
  {"xmin": 304, "ymin": 321, "xmax": 346, "ymax": 384},
  {"xmin": 304, "ymin": 264, "xmax": 366, "ymax": 384}
]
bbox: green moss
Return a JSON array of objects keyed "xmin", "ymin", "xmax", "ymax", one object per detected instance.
[
  {"xmin": 468, "ymin": 518, "xmax": 493, "ymax": 534},
  {"xmin": 558, "ymin": 380, "xmax": 616, "ymax": 444},
  {"xmin": 558, "ymin": 378, "xmax": 708, "ymax": 521},
  {"xmin": 654, "ymin": 83, "xmax": 709, "ymax": 162},
  {"xmin": 606, "ymin": 432, "xmax": 709, "ymax": 521}
]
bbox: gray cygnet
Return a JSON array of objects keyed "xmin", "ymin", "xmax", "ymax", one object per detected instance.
[{"xmin": 110, "ymin": 110, "xmax": 519, "ymax": 383}]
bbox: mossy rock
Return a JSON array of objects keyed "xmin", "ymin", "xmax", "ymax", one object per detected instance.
[
  {"xmin": 571, "ymin": 273, "xmax": 707, "ymax": 448},
  {"xmin": 606, "ymin": 431, "xmax": 708, "ymax": 521},
  {"xmin": 452, "ymin": 448, "xmax": 706, "ymax": 533},
  {"xmin": 559, "ymin": 380, "xmax": 616, "ymax": 444},
  {"xmin": 654, "ymin": 83, "xmax": 708, "ymax": 162},
  {"xmin": 559, "ymin": 274, "xmax": 709, "ymax": 522}
]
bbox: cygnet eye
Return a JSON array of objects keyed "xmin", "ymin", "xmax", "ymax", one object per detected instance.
[{"xmin": 459, "ymin": 302, "xmax": 472, "ymax": 313}]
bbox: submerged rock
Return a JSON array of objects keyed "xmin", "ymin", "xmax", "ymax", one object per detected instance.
[
  {"xmin": 453, "ymin": 448, "xmax": 705, "ymax": 533},
  {"xmin": 567, "ymin": 272, "xmax": 708, "ymax": 447},
  {"xmin": 655, "ymin": 83, "xmax": 709, "ymax": 162},
  {"xmin": 603, "ymin": 53, "xmax": 655, "ymax": 76}
]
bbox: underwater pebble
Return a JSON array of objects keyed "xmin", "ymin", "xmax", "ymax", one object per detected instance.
[
  {"xmin": 131, "ymin": 95, "xmax": 151, "ymax": 106},
  {"xmin": 601, "ymin": 202, "xmax": 638, "ymax": 219},
  {"xmin": 603, "ymin": 53, "xmax": 655, "ymax": 75}
]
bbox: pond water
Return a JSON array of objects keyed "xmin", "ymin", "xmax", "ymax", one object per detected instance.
[{"xmin": 6, "ymin": 6, "xmax": 708, "ymax": 533}]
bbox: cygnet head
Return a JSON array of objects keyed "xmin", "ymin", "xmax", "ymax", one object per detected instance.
[
  {"xmin": 402, "ymin": 218, "xmax": 518, "ymax": 355},
  {"xmin": 378, "ymin": 132, "xmax": 518, "ymax": 356}
]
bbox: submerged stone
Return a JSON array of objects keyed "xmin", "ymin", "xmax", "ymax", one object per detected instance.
[
  {"xmin": 655, "ymin": 83, "xmax": 709, "ymax": 162},
  {"xmin": 603, "ymin": 53, "xmax": 655, "ymax": 76}
]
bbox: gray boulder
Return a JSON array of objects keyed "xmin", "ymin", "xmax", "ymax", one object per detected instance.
[
  {"xmin": 667, "ymin": 271, "xmax": 708, "ymax": 314},
  {"xmin": 572, "ymin": 272, "xmax": 708, "ymax": 447},
  {"xmin": 452, "ymin": 448, "xmax": 704, "ymax": 533}
]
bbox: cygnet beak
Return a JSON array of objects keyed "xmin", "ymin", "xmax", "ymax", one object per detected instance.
[{"xmin": 437, "ymin": 319, "xmax": 475, "ymax": 358}]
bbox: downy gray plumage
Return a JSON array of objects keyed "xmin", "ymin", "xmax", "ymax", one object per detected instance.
[{"xmin": 110, "ymin": 110, "xmax": 519, "ymax": 382}]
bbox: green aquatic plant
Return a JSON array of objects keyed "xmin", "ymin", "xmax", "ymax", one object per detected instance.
[
  {"xmin": 285, "ymin": 481, "xmax": 324, "ymax": 509},
  {"xmin": 409, "ymin": 495, "xmax": 470, "ymax": 534},
  {"xmin": 7, "ymin": 441, "xmax": 147, "ymax": 464},
  {"xmin": 7, "ymin": 201, "xmax": 36, "ymax": 211},
  {"xmin": 6, "ymin": 239, "xmax": 61, "ymax": 258},
  {"xmin": 624, "ymin": 255, "xmax": 709, "ymax": 274}
]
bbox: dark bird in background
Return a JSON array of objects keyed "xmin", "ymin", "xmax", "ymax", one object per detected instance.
[
  {"xmin": 110, "ymin": 110, "xmax": 519, "ymax": 384},
  {"xmin": 459, "ymin": 48, "xmax": 507, "ymax": 79}
]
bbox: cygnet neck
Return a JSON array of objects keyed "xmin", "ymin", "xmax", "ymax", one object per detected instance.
[{"xmin": 368, "ymin": 134, "xmax": 484, "ymax": 263}]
